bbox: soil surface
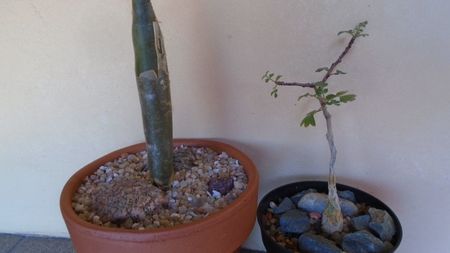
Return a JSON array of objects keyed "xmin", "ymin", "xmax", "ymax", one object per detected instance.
[{"xmin": 72, "ymin": 145, "xmax": 248, "ymax": 230}]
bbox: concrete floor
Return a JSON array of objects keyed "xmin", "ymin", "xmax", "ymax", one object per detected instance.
[{"xmin": 0, "ymin": 233, "xmax": 263, "ymax": 253}]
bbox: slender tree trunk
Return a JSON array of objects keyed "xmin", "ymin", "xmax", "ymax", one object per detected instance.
[
  {"xmin": 320, "ymin": 103, "xmax": 344, "ymax": 234},
  {"xmin": 132, "ymin": 0, "xmax": 174, "ymax": 189}
]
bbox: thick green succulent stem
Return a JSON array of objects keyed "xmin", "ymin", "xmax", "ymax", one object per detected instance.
[{"xmin": 132, "ymin": 0, "xmax": 173, "ymax": 189}]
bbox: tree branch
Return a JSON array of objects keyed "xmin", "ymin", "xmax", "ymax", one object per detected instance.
[
  {"xmin": 275, "ymin": 81, "xmax": 317, "ymax": 88},
  {"xmin": 322, "ymin": 36, "xmax": 356, "ymax": 83},
  {"xmin": 275, "ymin": 35, "xmax": 358, "ymax": 89}
]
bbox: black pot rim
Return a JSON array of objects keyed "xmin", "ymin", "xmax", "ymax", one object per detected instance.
[{"xmin": 257, "ymin": 180, "xmax": 402, "ymax": 252}]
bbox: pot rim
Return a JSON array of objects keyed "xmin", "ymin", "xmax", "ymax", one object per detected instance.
[{"xmin": 60, "ymin": 138, "xmax": 259, "ymax": 242}]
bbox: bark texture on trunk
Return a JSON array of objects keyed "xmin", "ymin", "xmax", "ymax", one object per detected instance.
[
  {"xmin": 320, "ymin": 104, "xmax": 343, "ymax": 234},
  {"xmin": 132, "ymin": 0, "xmax": 173, "ymax": 189}
]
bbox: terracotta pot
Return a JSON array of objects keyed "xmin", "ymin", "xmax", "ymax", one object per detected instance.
[
  {"xmin": 60, "ymin": 139, "xmax": 259, "ymax": 253},
  {"xmin": 257, "ymin": 181, "xmax": 402, "ymax": 253}
]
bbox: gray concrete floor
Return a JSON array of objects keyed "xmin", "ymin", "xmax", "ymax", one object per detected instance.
[{"xmin": 0, "ymin": 233, "xmax": 263, "ymax": 253}]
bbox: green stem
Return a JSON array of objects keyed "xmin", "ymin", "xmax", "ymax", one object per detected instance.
[{"xmin": 132, "ymin": 0, "xmax": 173, "ymax": 189}]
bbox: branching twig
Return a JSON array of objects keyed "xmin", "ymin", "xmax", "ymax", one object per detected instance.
[
  {"xmin": 274, "ymin": 81, "xmax": 317, "ymax": 88},
  {"xmin": 275, "ymin": 36, "xmax": 358, "ymax": 89}
]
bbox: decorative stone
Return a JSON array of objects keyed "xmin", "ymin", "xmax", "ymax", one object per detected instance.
[
  {"xmin": 298, "ymin": 193, "xmax": 328, "ymax": 213},
  {"xmin": 340, "ymin": 198, "xmax": 359, "ymax": 217},
  {"xmin": 298, "ymin": 192, "xmax": 358, "ymax": 216},
  {"xmin": 290, "ymin": 188, "xmax": 317, "ymax": 204},
  {"xmin": 298, "ymin": 233, "xmax": 341, "ymax": 253},
  {"xmin": 208, "ymin": 177, "xmax": 234, "ymax": 195},
  {"xmin": 368, "ymin": 208, "xmax": 396, "ymax": 241},
  {"xmin": 272, "ymin": 197, "xmax": 295, "ymax": 214},
  {"xmin": 338, "ymin": 190, "xmax": 356, "ymax": 202},
  {"xmin": 351, "ymin": 215, "xmax": 371, "ymax": 230},
  {"xmin": 279, "ymin": 209, "xmax": 310, "ymax": 234},
  {"xmin": 342, "ymin": 230, "xmax": 385, "ymax": 253}
]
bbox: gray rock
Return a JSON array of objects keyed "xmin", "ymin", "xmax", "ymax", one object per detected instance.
[
  {"xmin": 279, "ymin": 209, "xmax": 310, "ymax": 234},
  {"xmin": 298, "ymin": 193, "xmax": 328, "ymax": 213},
  {"xmin": 352, "ymin": 215, "xmax": 371, "ymax": 230},
  {"xmin": 298, "ymin": 233, "xmax": 341, "ymax": 253},
  {"xmin": 368, "ymin": 208, "xmax": 396, "ymax": 241},
  {"xmin": 290, "ymin": 188, "xmax": 317, "ymax": 204},
  {"xmin": 342, "ymin": 231, "xmax": 385, "ymax": 253},
  {"xmin": 298, "ymin": 192, "xmax": 358, "ymax": 216},
  {"xmin": 340, "ymin": 199, "xmax": 358, "ymax": 217},
  {"xmin": 338, "ymin": 190, "xmax": 356, "ymax": 202},
  {"xmin": 273, "ymin": 197, "xmax": 295, "ymax": 214}
]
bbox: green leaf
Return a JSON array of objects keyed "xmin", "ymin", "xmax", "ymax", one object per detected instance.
[
  {"xmin": 275, "ymin": 75, "xmax": 282, "ymax": 81},
  {"xmin": 298, "ymin": 93, "xmax": 312, "ymax": 101},
  {"xmin": 262, "ymin": 71, "xmax": 269, "ymax": 80},
  {"xmin": 334, "ymin": 70, "xmax": 346, "ymax": 75},
  {"xmin": 315, "ymin": 67, "xmax": 329, "ymax": 73},
  {"xmin": 316, "ymin": 81, "xmax": 327, "ymax": 87},
  {"xmin": 336, "ymin": 90, "xmax": 348, "ymax": 96},
  {"xmin": 338, "ymin": 30, "xmax": 352, "ymax": 36},
  {"xmin": 270, "ymin": 87, "xmax": 278, "ymax": 98},
  {"xmin": 300, "ymin": 113, "xmax": 316, "ymax": 127},
  {"xmin": 326, "ymin": 94, "xmax": 336, "ymax": 100},
  {"xmin": 331, "ymin": 100, "xmax": 341, "ymax": 106},
  {"xmin": 340, "ymin": 94, "xmax": 356, "ymax": 103}
]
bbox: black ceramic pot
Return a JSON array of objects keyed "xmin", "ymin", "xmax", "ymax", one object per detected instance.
[{"xmin": 257, "ymin": 181, "xmax": 402, "ymax": 253}]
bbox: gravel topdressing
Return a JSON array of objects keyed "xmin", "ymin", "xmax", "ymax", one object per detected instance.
[{"xmin": 72, "ymin": 145, "xmax": 248, "ymax": 230}]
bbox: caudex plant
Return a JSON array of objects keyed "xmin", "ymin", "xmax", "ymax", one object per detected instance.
[
  {"xmin": 132, "ymin": 0, "xmax": 174, "ymax": 190},
  {"xmin": 262, "ymin": 21, "xmax": 368, "ymax": 234}
]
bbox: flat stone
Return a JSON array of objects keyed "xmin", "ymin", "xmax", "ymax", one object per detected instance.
[
  {"xmin": 338, "ymin": 190, "xmax": 356, "ymax": 202},
  {"xmin": 208, "ymin": 177, "xmax": 234, "ymax": 195},
  {"xmin": 342, "ymin": 230, "xmax": 385, "ymax": 253},
  {"xmin": 272, "ymin": 197, "xmax": 295, "ymax": 214},
  {"xmin": 298, "ymin": 233, "xmax": 341, "ymax": 253},
  {"xmin": 340, "ymin": 199, "xmax": 358, "ymax": 217},
  {"xmin": 279, "ymin": 209, "xmax": 310, "ymax": 234},
  {"xmin": 352, "ymin": 215, "xmax": 371, "ymax": 230},
  {"xmin": 298, "ymin": 193, "xmax": 328, "ymax": 213},
  {"xmin": 298, "ymin": 192, "xmax": 358, "ymax": 216},
  {"xmin": 290, "ymin": 188, "xmax": 317, "ymax": 204},
  {"xmin": 368, "ymin": 207, "xmax": 396, "ymax": 241}
]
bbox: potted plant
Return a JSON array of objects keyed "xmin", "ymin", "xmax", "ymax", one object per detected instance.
[
  {"xmin": 258, "ymin": 21, "xmax": 402, "ymax": 252},
  {"xmin": 60, "ymin": 1, "xmax": 259, "ymax": 252}
]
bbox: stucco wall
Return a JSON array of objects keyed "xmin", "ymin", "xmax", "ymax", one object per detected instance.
[{"xmin": 1, "ymin": 1, "xmax": 449, "ymax": 252}]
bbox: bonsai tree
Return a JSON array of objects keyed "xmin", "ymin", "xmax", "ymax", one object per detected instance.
[
  {"xmin": 262, "ymin": 21, "xmax": 368, "ymax": 234},
  {"xmin": 132, "ymin": 0, "xmax": 173, "ymax": 190}
]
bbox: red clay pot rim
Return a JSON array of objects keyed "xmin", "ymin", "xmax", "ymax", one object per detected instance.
[{"xmin": 60, "ymin": 139, "xmax": 259, "ymax": 242}]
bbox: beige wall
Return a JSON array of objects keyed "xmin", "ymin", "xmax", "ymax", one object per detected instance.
[{"xmin": 1, "ymin": 0, "xmax": 449, "ymax": 252}]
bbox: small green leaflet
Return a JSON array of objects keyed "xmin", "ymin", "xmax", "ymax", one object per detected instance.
[
  {"xmin": 300, "ymin": 110, "xmax": 321, "ymax": 128},
  {"xmin": 338, "ymin": 30, "xmax": 352, "ymax": 36},
  {"xmin": 301, "ymin": 113, "xmax": 316, "ymax": 127},
  {"xmin": 316, "ymin": 67, "xmax": 329, "ymax": 73},
  {"xmin": 340, "ymin": 94, "xmax": 356, "ymax": 103},
  {"xmin": 336, "ymin": 90, "xmax": 348, "ymax": 96},
  {"xmin": 333, "ymin": 70, "xmax": 346, "ymax": 75},
  {"xmin": 298, "ymin": 93, "xmax": 313, "ymax": 101}
]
